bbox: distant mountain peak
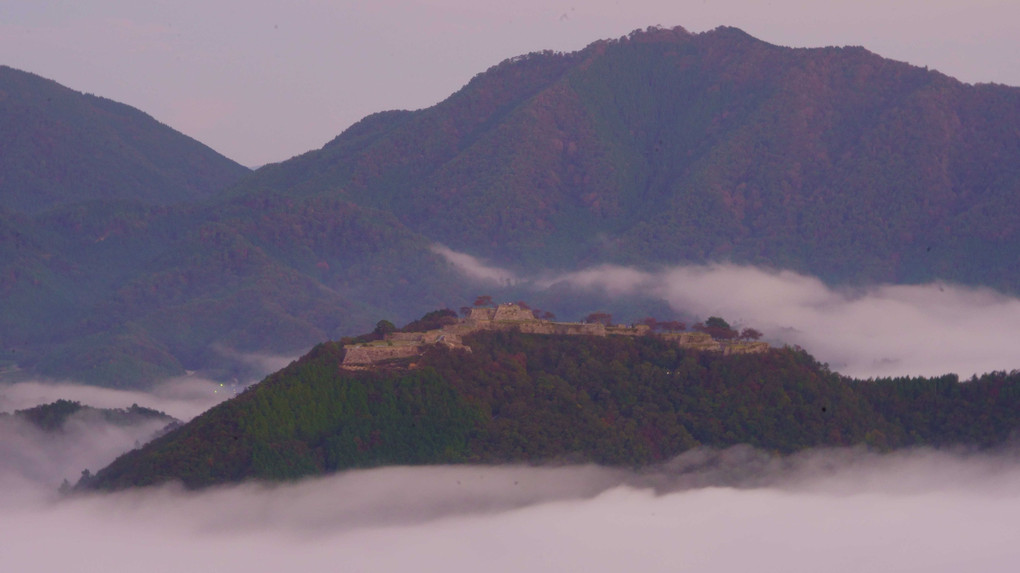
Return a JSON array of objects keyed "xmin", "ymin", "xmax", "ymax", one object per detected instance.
[{"xmin": 0, "ymin": 66, "xmax": 250, "ymax": 214}]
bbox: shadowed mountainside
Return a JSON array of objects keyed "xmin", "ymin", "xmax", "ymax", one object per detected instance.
[
  {"xmin": 4, "ymin": 26, "xmax": 1020, "ymax": 387},
  {"xmin": 0, "ymin": 66, "xmax": 251, "ymax": 214},
  {"xmin": 2, "ymin": 193, "xmax": 473, "ymax": 386},
  {"xmin": 2, "ymin": 399, "xmax": 178, "ymax": 433},
  {"xmin": 245, "ymin": 26, "xmax": 1020, "ymax": 288}
]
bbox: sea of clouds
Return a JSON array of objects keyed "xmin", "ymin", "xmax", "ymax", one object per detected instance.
[
  {"xmin": 0, "ymin": 376, "xmax": 239, "ymax": 493},
  {"xmin": 5, "ymin": 248, "xmax": 1020, "ymax": 571},
  {"xmin": 3, "ymin": 447, "xmax": 1020, "ymax": 572},
  {"xmin": 434, "ymin": 245, "xmax": 1020, "ymax": 379}
]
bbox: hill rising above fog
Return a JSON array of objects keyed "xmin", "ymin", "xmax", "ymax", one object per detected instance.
[
  {"xmin": 81, "ymin": 326, "xmax": 1020, "ymax": 491},
  {"xmin": 2, "ymin": 398, "xmax": 177, "ymax": 433},
  {"xmin": 3, "ymin": 25, "xmax": 1020, "ymax": 387}
]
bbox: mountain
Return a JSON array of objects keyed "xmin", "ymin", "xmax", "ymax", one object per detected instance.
[
  {"xmin": 0, "ymin": 399, "xmax": 180, "ymax": 488},
  {"xmin": 3, "ymin": 193, "xmax": 474, "ymax": 386},
  {"xmin": 2, "ymin": 399, "xmax": 177, "ymax": 433},
  {"xmin": 80, "ymin": 324, "xmax": 1020, "ymax": 491},
  {"xmin": 241, "ymin": 26, "xmax": 1020, "ymax": 290},
  {"xmin": 6, "ymin": 26, "xmax": 1020, "ymax": 387},
  {"xmin": 0, "ymin": 66, "xmax": 251, "ymax": 214},
  {"xmin": 0, "ymin": 68, "xmax": 473, "ymax": 386}
]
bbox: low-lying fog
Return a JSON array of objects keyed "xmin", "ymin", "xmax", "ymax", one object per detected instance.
[
  {"xmin": 4, "ymin": 448, "xmax": 1020, "ymax": 572},
  {"xmin": 435, "ymin": 245, "xmax": 1020, "ymax": 379},
  {"xmin": 0, "ymin": 377, "xmax": 245, "ymax": 489},
  {"xmin": 5, "ymin": 249, "xmax": 1020, "ymax": 570}
]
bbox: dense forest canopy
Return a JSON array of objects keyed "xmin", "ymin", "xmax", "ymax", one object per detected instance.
[
  {"xmin": 3, "ymin": 26, "xmax": 1019, "ymax": 388},
  {"xmin": 81, "ymin": 325, "xmax": 1020, "ymax": 491}
]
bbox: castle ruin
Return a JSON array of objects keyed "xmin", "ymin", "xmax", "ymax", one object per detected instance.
[{"xmin": 341, "ymin": 303, "xmax": 769, "ymax": 368}]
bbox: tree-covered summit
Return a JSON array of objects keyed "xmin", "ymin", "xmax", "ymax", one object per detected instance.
[
  {"xmin": 80, "ymin": 324, "xmax": 1020, "ymax": 491},
  {"xmin": 0, "ymin": 66, "xmax": 250, "ymax": 214}
]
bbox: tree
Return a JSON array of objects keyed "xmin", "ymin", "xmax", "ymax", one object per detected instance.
[
  {"xmin": 739, "ymin": 328, "xmax": 763, "ymax": 341},
  {"xmin": 474, "ymin": 295, "xmax": 493, "ymax": 307},
  {"xmin": 694, "ymin": 316, "xmax": 737, "ymax": 340},
  {"xmin": 401, "ymin": 309, "xmax": 458, "ymax": 332},
  {"xmin": 584, "ymin": 312, "xmax": 613, "ymax": 325},
  {"xmin": 705, "ymin": 316, "xmax": 731, "ymax": 330},
  {"xmin": 374, "ymin": 320, "xmax": 397, "ymax": 337},
  {"xmin": 659, "ymin": 320, "xmax": 686, "ymax": 332}
]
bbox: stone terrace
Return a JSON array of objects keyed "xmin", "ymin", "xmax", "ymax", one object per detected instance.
[{"xmin": 341, "ymin": 303, "xmax": 769, "ymax": 368}]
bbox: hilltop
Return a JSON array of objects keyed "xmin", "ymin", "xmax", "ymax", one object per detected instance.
[
  {"xmin": 80, "ymin": 310, "xmax": 1020, "ymax": 491},
  {"xmin": 4, "ymin": 25, "xmax": 1020, "ymax": 387},
  {"xmin": 245, "ymin": 25, "xmax": 1020, "ymax": 290},
  {"xmin": 341, "ymin": 303, "xmax": 767, "ymax": 368},
  {"xmin": 0, "ymin": 66, "xmax": 250, "ymax": 214},
  {"xmin": 1, "ymin": 399, "xmax": 177, "ymax": 433}
]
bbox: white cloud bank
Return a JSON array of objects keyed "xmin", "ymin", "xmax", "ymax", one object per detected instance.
[
  {"xmin": 0, "ymin": 411, "xmax": 170, "ymax": 497},
  {"xmin": 4, "ymin": 449, "xmax": 1020, "ymax": 572},
  {"xmin": 0, "ymin": 378, "xmax": 232, "ymax": 422},
  {"xmin": 432, "ymin": 244, "xmax": 521, "ymax": 285},
  {"xmin": 0, "ymin": 377, "xmax": 255, "ymax": 491},
  {"xmin": 0, "ymin": 347, "xmax": 294, "ymax": 421},
  {"xmin": 435, "ymin": 247, "xmax": 1020, "ymax": 378}
]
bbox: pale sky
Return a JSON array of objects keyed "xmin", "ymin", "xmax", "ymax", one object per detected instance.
[{"xmin": 2, "ymin": 1, "xmax": 1017, "ymax": 167}]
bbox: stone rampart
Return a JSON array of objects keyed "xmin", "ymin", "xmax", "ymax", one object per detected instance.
[
  {"xmin": 606, "ymin": 324, "xmax": 651, "ymax": 337},
  {"xmin": 661, "ymin": 331, "xmax": 723, "ymax": 352},
  {"xmin": 492, "ymin": 303, "xmax": 537, "ymax": 322},
  {"xmin": 722, "ymin": 341, "xmax": 770, "ymax": 355},
  {"xmin": 468, "ymin": 307, "xmax": 495, "ymax": 321},
  {"xmin": 516, "ymin": 321, "xmax": 606, "ymax": 336},
  {"xmin": 386, "ymin": 332, "xmax": 426, "ymax": 343},
  {"xmin": 343, "ymin": 303, "xmax": 768, "ymax": 367},
  {"xmin": 342, "ymin": 344, "xmax": 423, "ymax": 366}
]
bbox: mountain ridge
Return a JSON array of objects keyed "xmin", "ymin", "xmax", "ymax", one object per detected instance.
[
  {"xmin": 249, "ymin": 26, "xmax": 1019, "ymax": 286},
  {"xmin": 4, "ymin": 26, "xmax": 1020, "ymax": 386},
  {"xmin": 79, "ymin": 322, "xmax": 1020, "ymax": 491},
  {"xmin": 0, "ymin": 65, "xmax": 250, "ymax": 214}
]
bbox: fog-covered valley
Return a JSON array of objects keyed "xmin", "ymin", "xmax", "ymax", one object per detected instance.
[{"xmin": 3, "ymin": 448, "xmax": 1020, "ymax": 572}]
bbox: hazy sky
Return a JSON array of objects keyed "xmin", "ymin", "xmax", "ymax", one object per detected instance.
[{"xmin": 2, "ymin": 1, "xmax": 1017, "ymax": 167}]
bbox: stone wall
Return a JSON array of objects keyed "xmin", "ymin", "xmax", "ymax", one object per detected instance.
[
  {"xmin": 387, "ymin": 332, "xmax": 426, "ymax": 343},
  {"xmin": 342, "ymin": 344, "xmax": 423, "ymax": 366},
  {"xmin": 343, "ymin": 304, "xmax": 769, "ymax": 367},
  {"xmin": 516, "ymin": 321, "xmax": 606, "ymax": 336},
  {"xmin": 492, "ymin": 303, "xmax": 537, "ymax": 322},
  {"xmin": 606, "ymin": 324, "xmax": 652, "ymax": 337},
  {"xmin": 468, "ymin": 307, "xmax": 495, "ymax": 321},
  {"xmin": 660, "ymin": 331, "xmax": 723, "ymax": 352},
  {"xmin": 722, "ymin": 341, "xmax": 770, "ymax": 355}
]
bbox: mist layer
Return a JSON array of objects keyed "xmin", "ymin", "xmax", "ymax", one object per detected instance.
[{"xmin": 4, "ymin": 448, "xmax": 1020, "ymax": 572}]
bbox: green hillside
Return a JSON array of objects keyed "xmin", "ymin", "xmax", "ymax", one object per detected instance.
[
  {"xmin": 6, "ymin": 26, "xmax": 1020, "ymax": 387},
  {"xmin": 1, "ymin": 399, "xmax": 177, "ymax": 433},
  {"xmin": 81, "ymin": 327, "xmax": 1020, "ymax": 490},
  {"xmin": 239, "ymin": 26, "xmax": 1020, "ymax": 288},
  {"xmin": 6, "ymin": 194, "xmax": 474, "ymax": 386},
  {"xmin": 0, "ymin": 66, "xmax": 250, "ymax": 213}
]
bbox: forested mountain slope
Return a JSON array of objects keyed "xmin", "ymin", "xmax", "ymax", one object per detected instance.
[
  {"xmin": 243, "ymin": 26, "xmax": 1020, "ymax": 289},
  {"xmin": 82, "ymin": 328, "xmax": 1020, "ymax": 491},
  {"xmin": 0, "ymin": 66, "xmax": 250, "ymax": 214},
  {"xmin": 6, "ymin": 25, "xmax": 1020, "ymax": 387},
  {"xmin": 2, "ymin": 193, "xmax": 472, "ymax": 386},
  {"xmin": 1, "ymin": 399, "xmax": 177, "ymax": 433}
]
